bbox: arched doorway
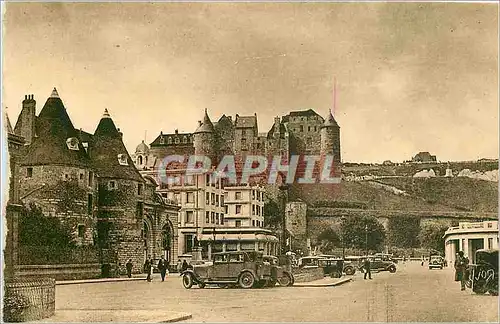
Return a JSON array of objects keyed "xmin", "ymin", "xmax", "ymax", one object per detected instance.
[{"xmin": 161, "ymin": 222, "xmax": 173, "ymax": 263}]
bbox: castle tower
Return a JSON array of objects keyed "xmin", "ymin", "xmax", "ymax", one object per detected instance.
[
  {"xmin": 91, "ymin": 108, "xmax": 146, "ymax": 270},
  {"xmin": 193, "ymin": 108, "xmax": 216, "ymax": 165},
  {"xmin": 320, "ymin": 110, "xmax": 341, "ymax": 163},
  {"xmin": 18, "ymin": 88, "xmax": 96, "ymax": 246},
  {"xmin": 14, "ymin": 94, "xmax": 37, "ymax": 145}
]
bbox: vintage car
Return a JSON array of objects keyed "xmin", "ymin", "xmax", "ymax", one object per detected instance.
[
  {"xmin": 297, "ymin": 256, "xmax": 323, "ymax": 268},
  {"xmin": 318, "ymin": 258, "xmax": 346, "ymax": 278},
  {"xmin": 428, "ymin": 255, "xmax": 444, "ymax": 270},
  {"xmin": 368, "ymin": 255, "xmax": 397, "ymax": 273},
  {"xmin": 181, "ymin": 251, "xmax": 290, "ymax": 289},
  {"xmin": 467, "ymin": 249, "xmax": 498, "ymax": 296},
  {"xmin": 262, "ymin": 255, "xmax": 294, "ymax": 287},
  {"xmin": 373, "ymin": 253, "xmax": 398, "ymax": 264}
]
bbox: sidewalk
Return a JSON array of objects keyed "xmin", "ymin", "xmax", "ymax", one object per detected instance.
[
  {"xmin": 31, "ymin": 310, "xmax": 192, "ymax": 323},
  {"xmin": 293, "ymin": 276, "xmax": 352, "ymax": 287},
  {"xmin": 56, "ymin": 273, "xmax": 173, "ymax": 285}
]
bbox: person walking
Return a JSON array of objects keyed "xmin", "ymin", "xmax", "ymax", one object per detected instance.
[
  {"xmin": 158, "ymin": 256, "xmax": 167, "ymax": 282},
  {"xmin": 363, "ymin": 257, "xmax": 372, "ymax": 280},
  {"xmin": 126, "ymin": 259, "xmax": 133, "ymax": 278},
  {"xmin": 454, "ymin": 251, "xmax": 469, "ymax": 291},
  {"xmin": 145, "ymin": 258, "xmax": 153, "ymax": 282}
]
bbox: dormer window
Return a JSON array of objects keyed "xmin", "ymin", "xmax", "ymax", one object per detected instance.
[
  {"xmin": 168, "ymin": 137, "xmax": 172, "ymax": 144},
  {"xmin": 66, "ymin": 137, "xmax": 79, "ymax": 150},
  {"xmin": 108, "ymin": 180, "xmax": 117, "ymax": 190},
  {"xmin": 183, "ymin": 136, "xmax": 187, "ymax": 144},
  {"xmin": 175, "ymin": 137, "xmax": 180, "ymax": 144},
  {"xmin": 160, "ymin": 137, "xmax": 165, "ymax": 144},
  {"xmin": 117, "ymin": 154, "xmax": 128, "ymax": 166}
]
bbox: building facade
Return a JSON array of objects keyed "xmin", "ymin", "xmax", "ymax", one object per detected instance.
[
  {"xmin": 443, "ymin": 221, "xmax": 499, "ymax": 265},
  {"xmin": 8, "ymin": 89, "xmax": 179, "ymax": 275}
]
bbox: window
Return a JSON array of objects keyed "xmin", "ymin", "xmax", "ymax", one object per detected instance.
[
  {"xmin": 80, "ymin": 173, "xmax": 84, "ymax": 180},
  {"xmin": 206, "ymin": 192, "xmax": 210, "ymax": 205},
  {"xmin": 168, "ymin": 137, "xmax": 172, "ymax": 144},
  {"xmin": 314, "ymin": 126, "xmax": 317, "ymax": 132},
  {"xmin": 206, "ymin": 174, "xmax": 211, "ymax": 185},
  {"xmin": 185, "ymin": 234, "xmax": 194, "ymax": 253},
  {"xmin": 308, "ymin": 126, "xmax": 311, "ymax": 132},
  {"xmin": 252, "ymin": 190, "xmax": 255, "ymax": 200},
  {"xmin": 235, "ymin": 192, "xmax": 242, "ymax": 200},
  {"xmin": 183, "ymin": 136, "xmax": 187, "ymax": 143},
  {"xmin": 216, "ymin": 195, "xmax": 219, "ymax": 206},
  {"xmin": 66, "ymin": 137, "xmax": 79, "ymax": 150},
  {"xmin": 236, "ymin": 220, "xmax": 242, "ymax": 228},
  {"xmin": 185, "ymin": 211, "xmax": 194, "ymax": 223},
  {"xmin": 77, "ymin": 225, "xmax": 85, "ymax": 238},
  {"xmin": 299, "ymin": 125, "xmax": 304, "ymax": 132},
  {"xmin": 138, "ymin": 183, "xmax": 144, "ymax": 195},
  {"xmin": 206, "ymin": 211, "xmax": 210, "ymax": 223},
  {"xmin": 26, "ymin": 167, "xmax": 33, "ymax": 178},
  {"xmin": 136, "ymin": 202, "xmax": 144, "ymax": 217},
  {"xmin": 252, "ymin": 205, "xmax": 255, "ymax": 215},
  {"xmin": 63, "ymin": 173, "xmax": 70, "ymax": 181},
  {"xmin": 488, "ymin": 238, "xmax": 493, "ymax": 249},
  {"xmin": 117, "ymin": 154, "xmax": 128, "ymax": 166},
  {"xmin": 211, "ymin": 212, "xmax": 215, "ymax": 223},
  {"xmin": 220, "ymin": 214, "xmax": 224, "ymax": 225},
  {"xmin": 186, "ymin": 192, "xmax": 194, "ymax": 203},
  {"xmin": 211, "ymin": 193, "xmax": 215, "ymax": 205},
  {"xmin": 88, "ymin": 172, "xmax": 94, "ymax": 187},
  {"xmin": 215, "ymin": 213, "xmax": 219, "ymax": 225},
  {"xmin": 108, "ymin": 180, "xmax": 117, "ymax": 190},
  {"xmin": 160, "ymin": 137, "xmax": 165, "ymax": 144},
  {"xmin": 87, "ymin": 194, "xmax": 93, "ymax": 215},
  {"xmin": 175, "ymin": 137, "xmax": 180, "ymax": 144},
  {"xmin": 137, "ymin": 156, "xmax": 143, "ymax": 165},
  {"xmin": 252, "ymin": 220, "xmax": 255, "ymax": 227},
  {"xmin": 236, "ymin": 205, "xmax": 241, "ymax": 214},
  {"xmin": 229, "ymin": 254, "xmax": 244, "ymax": 263},
  {"xmin": 241, "ymin": 138, "xmax": 247, "ymax": 148},
  {"xmin": 257, "ymin": 206, "xmax": 260, "ymax": 216},
  {"xmin": 225, "ymin": 205, "xmax": 228, "ymax": 214}
]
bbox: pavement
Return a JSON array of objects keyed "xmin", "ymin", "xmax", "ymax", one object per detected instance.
[
  {"xmin": 44, "ymin": 263, "xmax": 498, "ymax": 322},
  {"xmin": 32, "ymin": 310, "xmax": 192, "ymax": 323},
  {"xmin": 293, "ymin": 276, "xmax": 352, "ymax": 287},
  {"xmin": 56, "ymin": 276, "xmax": 147, "ymax": 285}
]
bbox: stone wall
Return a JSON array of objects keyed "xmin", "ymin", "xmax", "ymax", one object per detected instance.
[
  {"xmin": 286, "ymin": 201, "xmax": 307, "ymax": 236},
  {"xmin": 15, "ymin": 264, "xmax": 101, "ymax": 281},
  {"xmin": 292, "ymin": 267, "xmax": 324, "ymax": 283}
]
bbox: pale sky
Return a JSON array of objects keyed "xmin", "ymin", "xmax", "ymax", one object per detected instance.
[{"xmin": 2, "ymin": 2, "xmax": 498, "ymax": 163}]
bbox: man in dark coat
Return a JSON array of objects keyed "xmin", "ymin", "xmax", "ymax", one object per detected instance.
[
  {"xmin": 126, "ymin": 259, "xmax": 133, "ymax": 278},
  {"xmin": 158, "ymin": 256, "xmax": 168, "ymax": 282},
  {"xmin": 363, "ymin": 258, "xmax": 372, "ymax": 280},
  {"xmin": 145, "ymin": 259, "xmax": 152, "ymax": 282},
  {"xmin": 454, "ymin": 251, "xmax": 469, "ymax": 291},
  {"xmin": 181, "ymin": 260, "xmax": 189, "ymax": 272}
]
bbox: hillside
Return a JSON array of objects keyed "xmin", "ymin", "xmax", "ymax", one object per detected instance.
[{"xmin": 374, "ymin": 177, "xmax": 498, "ymax": 213}]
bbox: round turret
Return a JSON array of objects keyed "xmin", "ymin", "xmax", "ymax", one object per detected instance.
[
  {"xmin": 193, "ymin": 109, "xmax": 216, "ymax": 163},
  {"xmin": 320, "ymin": 110, "xmax": 341, "ymax": 162}
]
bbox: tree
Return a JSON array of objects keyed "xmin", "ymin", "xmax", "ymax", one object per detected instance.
[
  {"xmin": 340, "ymin": 215, "xmax": 386, "ymax": 252},
  {"xmin": 317, "ymin": 227, "xmax": 341, "ymax": 254},
  {"xmin": 418, "ymin": 223, "xmax": 449, "ymax": 253},
  {"xmin": 19, "ymin": 203, "xmax": 74, "ymax": 248},
  {"xmin": 387, "ymin": 216, "xmax": 420, "ymax": 248},
  {"xmin": 264, "ymin": 199, "xmax": 281, "ymax": 229}
]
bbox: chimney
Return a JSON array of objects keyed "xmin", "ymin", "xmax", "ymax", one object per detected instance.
[
  {"xmin": 175, "ymin": 129, "xmax": 179, "ymax": 134},
  {"xmin": 15, "ymin": 94, "xmax": 36, "ymax": 145},
  {"xmin": 117, "ymin": 128, "xmax": 123, "ymax": 138},
  {"xmin": 198, "ymin": 120, "xmax": 202, "ymax": 127}
]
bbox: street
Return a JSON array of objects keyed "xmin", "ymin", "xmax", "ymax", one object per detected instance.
[{"xmin": 54, "ymin": 262, "xmax": 498, "ymax": 322}]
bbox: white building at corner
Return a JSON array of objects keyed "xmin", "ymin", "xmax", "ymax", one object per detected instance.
[{"xmin": 443, "ymin": 220, "xmax": 499, "ymax": 265}]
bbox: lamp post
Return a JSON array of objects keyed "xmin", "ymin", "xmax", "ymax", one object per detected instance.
[
  {"xmin": 365, "ymin": 224, "xmax": 369, "ymax": 256},
  {"xmin": 341, "ymin": 216, "xmax": 346, "ymax": 259}
]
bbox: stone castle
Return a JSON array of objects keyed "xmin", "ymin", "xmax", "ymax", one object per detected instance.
[{"xmin": 6, "ymin": 89, "xmax": 180, "ymax": 275}]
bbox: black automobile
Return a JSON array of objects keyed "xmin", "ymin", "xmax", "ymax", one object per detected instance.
[
  {"xmin": 467, "ymin": 249, "xmax": 498, "ymax": 296},
  {"xmin": 368, "ymin": 255, "xmax": 397, "ymax": 273}
]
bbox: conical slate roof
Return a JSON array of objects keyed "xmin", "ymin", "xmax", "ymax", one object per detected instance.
[
  {"xmin": 5, "ymin": 110, "xmax": 13, "ymax": 134},
  {"xmin": 194, "ymin": 109, "xmax": 214, "ymax": 133},
  {"xmin": 135, "ymin": 140, "xmax": 149, "ymax": 153},
  {"xmin": 20, "ymin": 88, "xmax": 91, "ymax": 167},
  {"xmin": 90, "ymin": 109, "xmax": 144, "ymax": 182},
  {"xmin": 321, "ymin": 110, "xmax": 339, "ymax": 128}
]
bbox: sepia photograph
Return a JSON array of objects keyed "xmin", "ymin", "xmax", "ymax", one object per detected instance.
[{"xmin": 1, "ymin": 1, "xmax": 498, "ymax": 323}]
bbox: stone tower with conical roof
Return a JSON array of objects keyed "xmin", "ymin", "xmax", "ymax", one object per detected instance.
[
  {"xmin": 320, "ymin": 110, "xmax": 341, "ymax": 163},
  {"xmin": 90, "ymin": 108, "xmax": 146, "ymax": 269},
  {"xmin": 193, "ymin": 109, "xmax": 216, "ymax": 165},
  {"xmin": 17, "ymin": 88, "xmax": 97, "ymax": 246}
]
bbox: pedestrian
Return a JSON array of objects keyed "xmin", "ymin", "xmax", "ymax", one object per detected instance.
[
  {"xmin": 181, "ymin": 260, "xmax": 189, "ymax": 272},
  {"xmin": 126, "ymin": 259, "xmax": 133, "ymax": 278},
  {"xmin": 158, "ymin": 256, "xmax": 167, "ymax": 282},
  {"xmin": 454, "ymin": 251, "xmax": 469, "ymax": 291},
  {"xmin": 177, "ymin": 259, "xmax": 182, "ymax": 273},
  {"xmin": 145, "ymin": 259, "xmax": 152, "ymax": 282},
  {"xmin": 363, "ymin": 257, "xmax": 372, "ymax": 280}
]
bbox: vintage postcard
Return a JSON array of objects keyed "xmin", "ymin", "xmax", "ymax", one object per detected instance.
[{"xmin": 2, "ymin": 1, "xmax": 498, "ymax": 323}]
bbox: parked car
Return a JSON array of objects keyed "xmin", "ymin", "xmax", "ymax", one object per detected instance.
[
  {"xmin": 373, "ymin": 253, "xmax": 398, "ymax": 264},
  {"xmin": 368, "ymin": 255, "xmax": 397, "ymax": 273},
  {"xmin": 262, "ymin": 255, "xmax": 294, "ymax": 287},
  {"xmin": 467, "ymin": 249, "xmax": 498, "ymax": 296},
  {"xmin": 428, "ymin": 255, "xmax": 444, "ymax": 270},
  {"xmin": 181, "ymin": 251, "xmax": 284, "ymax": 289},
  {"xmin": 319, "ymin": 258, "xmax": 346, "ymax": 277},
  {"xmin": 297, "ymin": 256, "xmax": 323, "ymax": 268}
]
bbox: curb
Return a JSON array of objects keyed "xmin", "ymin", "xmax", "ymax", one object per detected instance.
[
  {"xmin": 56, "ymin": 277, "xmax": 146, "ymax": 285},
  {"xmin": 159, "ymin": 314, "xmax": 193, "ymax": 323},
  {"xmin": 294, "ymin": 277, "xmax": 352, "ymax": 287}
]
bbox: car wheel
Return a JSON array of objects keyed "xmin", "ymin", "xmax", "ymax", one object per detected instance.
[
  {"xmin": 389, "ymin": 266, "xmax": 396, "ymax": 273},
  {"xmin": 278, "ymin": 272, "xmax": 293, "ymax": 287},
  {"xmin": 344, "ymin": 266, "xmax": 355, "ymax": 276},
  {"xmin": 238, "ymin": 271, "xmax": 255, "ymax": 289},
  {"xmin": 182, "ymin": 273, "xmax": 194, "ymax": 289}
]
